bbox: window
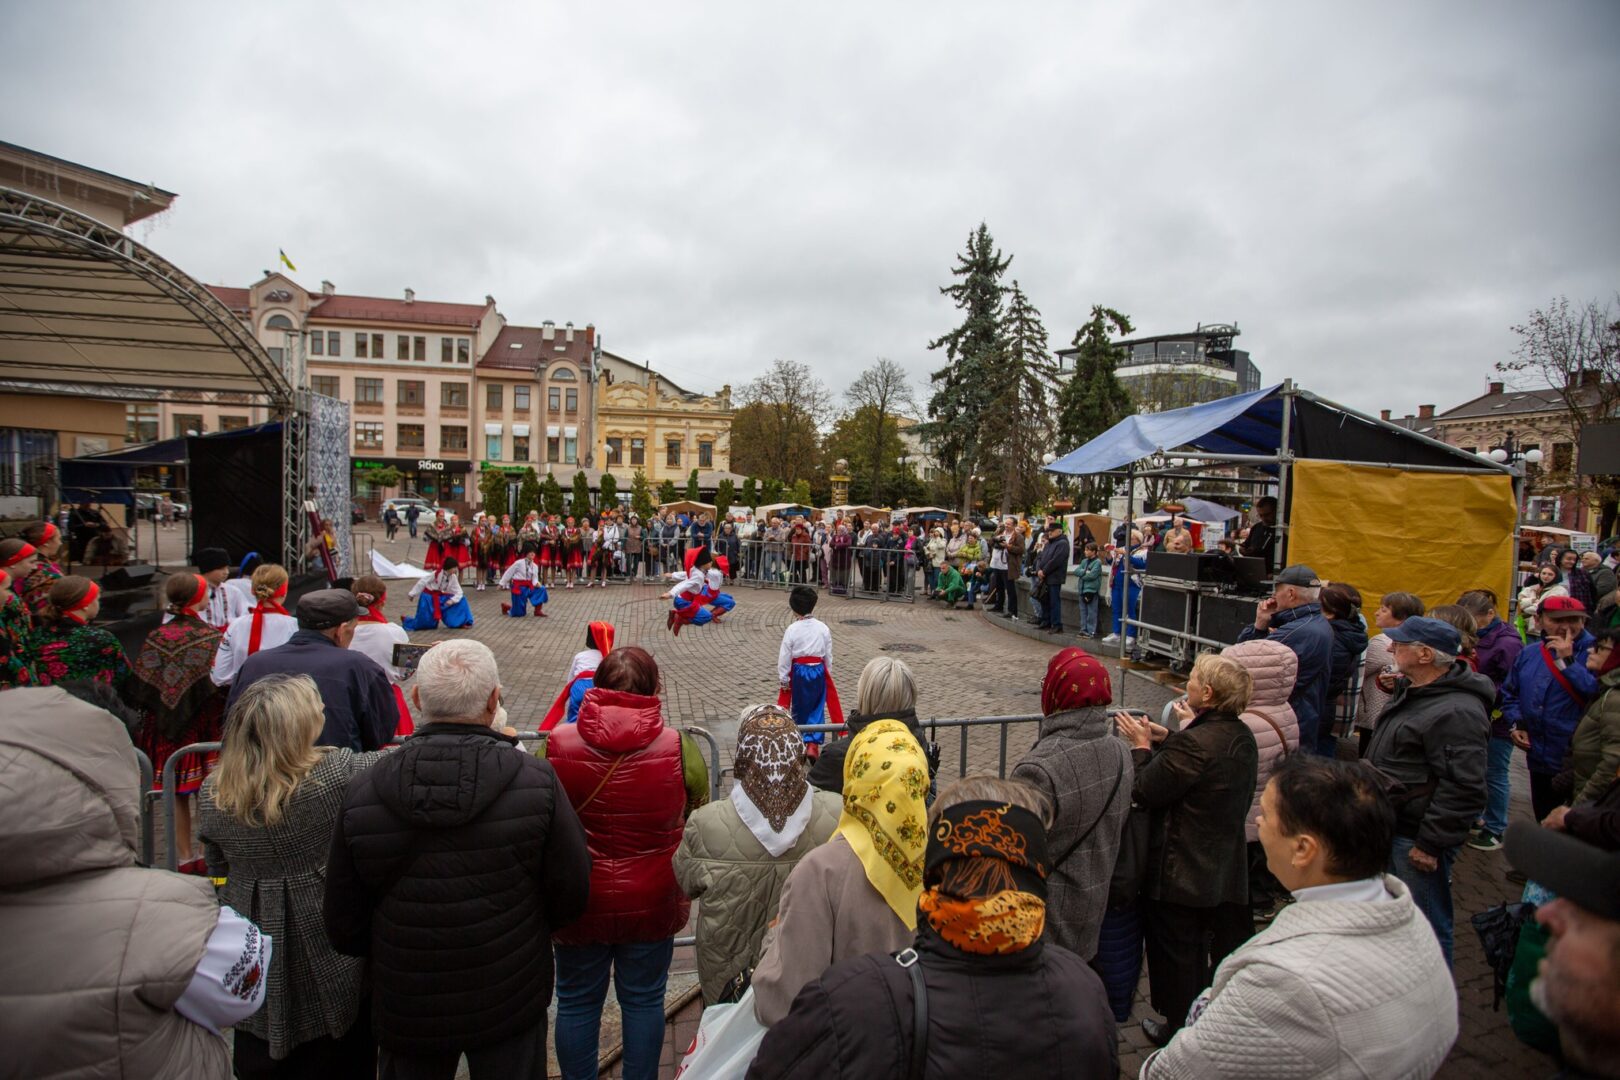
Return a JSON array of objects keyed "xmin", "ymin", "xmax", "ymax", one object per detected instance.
[
  {"xmin": 441, "ymin": 337, "xmax": 453, "ymax": 363},
  {"xmin": 606, "ymin": 437, "xmax": 622, "ymax": 466},
  {"xmin": 355, "ymin": 422, "xmax": 384, "ymax": 449},
  {"xmin": 173, "ymin": 414, "xmax": 204, "ymax": 437},
  {"xmin": 564, "ymin": 436, "xmax": 577, "ymax": 463},
  {"xmin": 442, "ymin": 382, "xmax": 468, "ymax": 408},
  {"xmin": 371, "ymin": 333, "xmax": 384, "ymax": 358},
  {"xmin": 457, "ymin": 338, "xmax": 470, "ymax": 364},
  {"xmin": 126, "ymin": 404, "xmax": 159, "ymax": 444},
  {"xmin": 398, "ymin": 335, "xmax": 410, "ymax": 360},
  {"xmin": 548, "ymin": 387, "xmax": 561, "ymax": 412},
  {"xmin": 667, "ymin": 439, "xmax": 681, "ymax": 467},
  {"xmin": 355, "ymin": 378, "xmax": 384, "ymax": 403},
  {"xmin": 356, "ymin": 333, "xmax": 369, "ymax": 358},
  {"xmin": 513, "ymin": 435, "xmax": 529, "ymax": 461},
  {"xmin": 565, "ymin": 388, "xmax": 578, "ymax": 413},
  {"xmin": 310, "ymin": 331, "xmax": 324, "ymax": 356},
  {"xmin": 398, "ymin": 380, "xmax": 424, "ymax": 406},
  {"xmin": 514, "ymin": 385, "xmax": 530, "ymax": 411},
  {"xmin": 413, "ymin": 336, "xmax": 426, "ymax": 361},
  {"xmin": 547, "ymin": 437, "xmax": 560, "ymax": 463},
  {"xmin": 398, "ymin": 424, "xmax": 425, "ymax": 450},
  {"xmin": 486, "ymin": 384, "xmax": 503, "ymax": 412},
  {"xmin": 311, "ymin": 375, "xmax": 340, "ymax": 398},
  {"xmin": 486, "ymin": 434, "xmax": 502, "ymax": 460},
  {"xmin": 1554, "ymin": 442, "xmax": 1574, "ymax": 473},
  {"xmin": 220, "ymin": 415, "xmax": 249, "ymax": 432},
  {"xmin": 699, "ymin": 441, "xmax": 713, "ymax": 468},
  {"xmin": 327, "ymin": 331, "xmax": 340, "ymax": 356},
  {"xmin": 441, "ymin": 425, "xmax": 468, "ymax": 451},
  {"xmin": 265, "ymin": 314, "xmax": 294, "ymax": 330},
  {"xmin": 550, "ymin": 365, "xmax": 576, "ymax": 381},
  {"xmin": 630, "ymin": 438, "xmax": 645, "ymax": 466}
]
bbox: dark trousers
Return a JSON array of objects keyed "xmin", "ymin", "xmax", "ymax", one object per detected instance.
[
  {"xmin": 379, "ymin": 1022, "xmax": 548, "ymax": 1080},
  {"xmin": 233, "ymin": 1006, "xmax": 375, "ymax": 1079},
  {"xmin": 1005, "ymin": 572, "xmax": 1019, "ymax": 617},
  {"xmin": 1143, "ymin": 900, "xmax": 1250, "ymax": 1033},
  {"xmin": 988, "ymin": 568, "xmax": 1009, "ymax": 611},
  {"xmin": 1044, "ymin": 581, "xmax": 1063, "ymax": 630},
  {"xmin": 1530, "ymin": 770, "xmax": 1560, "ymax": 824}
]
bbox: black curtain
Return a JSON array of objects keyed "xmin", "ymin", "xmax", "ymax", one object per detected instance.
[{"xmin": 188, "ymin": 428, "xmax": 282, "ymax": 565}]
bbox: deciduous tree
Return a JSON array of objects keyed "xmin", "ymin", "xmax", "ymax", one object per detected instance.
[
  {"xmin": 842, "ymin": 358, "xmax": 917, "ymax": 505},
  {"xmin": 732, "ymin": 360, "xmax": 832, "ymax": 484}
]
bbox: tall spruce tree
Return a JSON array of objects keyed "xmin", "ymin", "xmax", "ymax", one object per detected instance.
[
  {"xmin": 715, "ymin": 478, "xmax": 735, "ymax": 519},
  {"xmin": 569, "ymin": 471, "xmax": 591, "ymax": 519},
  {"xmin": 981, "ymin": 280, "xmax": 1059, "ymax": 513},
  {"xmin": 540, "ymin": 471, "xmax": 564, "ymax": 517},
  {"xmin": 630, "ymin": 469, "xmax": 656, "ymax": 518},
  {"xmin": 686, "ymin": 469, "xmax": 700, "ymax": 500},
  {"xmin": 598, "ymin": 472, "xmax": 618, "ymax": 514},
  {"xmin": 741, "ymin": 476, "xmax": 758, "ymax": 509},
  {"xmin": 517, "ymin": 467, "xmax": 542, "ymax": 519},
  {"xmin": 1055, "ymin": 306, "xmax": 1135, "ymax": 511},
  {"xmin": 658, "ymin": 478, "xmax": 679, "ymax": 504},
  {"xmin": 925, "ymin": 223, "xmax": 1011, "ymax": 512}
]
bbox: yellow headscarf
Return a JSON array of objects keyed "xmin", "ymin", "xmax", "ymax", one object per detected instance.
[{"xmin": 835, "ymin": 718, "xmax": 931, "ymax": 929}]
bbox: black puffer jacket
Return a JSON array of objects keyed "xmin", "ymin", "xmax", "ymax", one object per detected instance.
[
  {"xmin": 808, "ymin": 709, "xmax": 927, "ymax": 795},
  {"xmin": 1133, "ymin": 709, "xmax": 1259, "ymax": 909},
  {"xmin": 1326, "ymin": 616, "xmax": 1370, "ymax": 702},
  {"xmin": 745, "ymin": 923, "xmax": 1117, "ymax": 1079},
  {"xmin": 323, "ymin": 723, "xmax": 590, "ymax": 1055}
]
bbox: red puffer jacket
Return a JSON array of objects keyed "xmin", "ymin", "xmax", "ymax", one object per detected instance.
[{"xmin": 549, "ymin": 688, "xmax": 689, "ymax": 944}]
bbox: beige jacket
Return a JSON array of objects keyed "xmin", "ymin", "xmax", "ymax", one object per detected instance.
[
  {"xmin": 673, "ymin": 790, "xmax": 841, "ymax": 1004},
  {"xmin": 0, "ymin": 688, "xmax": 232, "ymax": 1079},
  {"xmin": 751, "ymin": 832, "xmax": 913, "ymax": 1026}
]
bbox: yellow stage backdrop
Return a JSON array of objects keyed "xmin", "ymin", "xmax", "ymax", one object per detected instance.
[{"xmin": 1287, "ymin": 460, "xmax": 1517, "ymax": 621}]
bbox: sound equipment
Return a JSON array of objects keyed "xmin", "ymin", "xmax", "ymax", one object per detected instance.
[
  {"xmin": 98, "ymin": 564, "xmax": 157, "ymax": 591},
  {"xmin": 1198, "ymin": 593, "xmax": 1261, "ymax": 646},
  {"xmin": 1139, "ymin": 580, "xmax": 1199, "ymax": 666},
  {"xmin": 1144, "ymin": 550, "xmax": 1269, "ymax": 593}
]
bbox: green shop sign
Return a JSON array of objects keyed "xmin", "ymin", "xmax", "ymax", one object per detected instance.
[
  {"xmin": 353, "ymin": 459, "xmax": 388, "ymax": 471},
  {"xmin": 480, "ymin": 462, "xmax": 531, "ymax": 475}
]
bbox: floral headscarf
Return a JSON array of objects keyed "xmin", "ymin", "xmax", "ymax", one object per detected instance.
[
  {"xmin": 836, "ymin": 718, "xmax": 930, "ymax": 929},
  {"xmin": 731, "ymin": 704, "xmax": 814, "ymax": 857},
  {"xmin": 919, "ymin": 799, "xmax": 1050, "ymax": 955},
  {"xmin": 1040, "ymin": 646, "xmax": 1112, "ymax": 715}
]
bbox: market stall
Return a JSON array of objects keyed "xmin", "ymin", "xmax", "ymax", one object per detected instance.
[{"xmin": 1046, "ymin": 380, "xmax": 1519, "ymax": 675}]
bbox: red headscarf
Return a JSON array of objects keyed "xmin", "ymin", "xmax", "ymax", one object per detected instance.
[
  {"xmin": 1041, "ymin": 647, "xmax": 1112, "ymax": 715},
  {"xmin": 586, "ymin": 620, "xmax": 615, "ymax": 655}
]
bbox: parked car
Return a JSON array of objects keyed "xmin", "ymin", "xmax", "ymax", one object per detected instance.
[
  {"xmin": 381, "ymin": 496, "xmax": 438, "ymax": 520},
  {"xmin": 133, "ymin": 492, "xmax": 189, "ymax": 520},
  {"xmin": 350, "ymin": 500, "xmax": 367, "ymax": 524}
]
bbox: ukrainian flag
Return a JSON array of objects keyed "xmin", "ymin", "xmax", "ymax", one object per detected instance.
[{"xmin": 278, "ymin": 249, "xmax": 297, "ymax": 272}]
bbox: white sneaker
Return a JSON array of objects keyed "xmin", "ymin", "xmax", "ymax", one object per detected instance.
[{"xmin": 1100, "ymin": 634, "xmax": 1120, "ymax": 645}]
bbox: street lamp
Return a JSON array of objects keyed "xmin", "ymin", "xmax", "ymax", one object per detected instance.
[
  {"xmin": 1489, "ymin": 430, "xmax": 1545, "ymax": 523},
  {"xmin": 1042, "ymin": 451, "xmax": 1056, "ymax": 466}
]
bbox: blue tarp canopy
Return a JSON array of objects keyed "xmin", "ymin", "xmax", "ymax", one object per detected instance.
[
  {"xmin": 1171, "ymin": 496, "xmax": 1242, "ymax": 523},
  {"xmin": 1046, "ymin": 384, "xmax": 1505, "ymax": 477}
]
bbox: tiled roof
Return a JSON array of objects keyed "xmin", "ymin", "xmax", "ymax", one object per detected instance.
[
  {"xmin": 480, "ymin": 324, "xmax": 594, "ymax": 373},
  {"xmin": 206, "ymin": 285, "xmax": 251, "ymax": 312},
  {"xmin": 309, "ymin": 293, "xmax": 487, "ymax": 327},
  {"xmin": 1437, "ymin": 385, "xmax": 1590, "ymax": 421}
]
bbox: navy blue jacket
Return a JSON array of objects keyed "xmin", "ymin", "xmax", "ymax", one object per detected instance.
[
  {"xmin": 1502, "ymin": 632, "xmax": 1598, "ymax": 774},
  {"xmin": 226, "ymin": 629, "xmax": 400, "ymax": 751},
  {"xmin": 1238, "ymin": 603, "xmax": 1335, "ymax": 748}
]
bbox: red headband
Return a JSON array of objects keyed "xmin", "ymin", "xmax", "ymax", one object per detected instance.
[
  {"xmin": 1, "ymin": 542, "xmax": 36, "ymax": 568},
  {"xmin": 39, "ymin": 523, "xmax": 58, "ymax": 544},
  {"xmin": 0, "ymin": 569, "xmax": 9, "ymax": 590},
  {"xmin": 188, "ymin": 576, "xmax": 209, "ymax": 611},
  {"xmin": 62, "ymin": 581, "xmax": 100, "ymax": 621}
]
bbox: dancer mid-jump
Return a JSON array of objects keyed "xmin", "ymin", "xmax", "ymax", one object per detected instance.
[{"xmin": 665, "ymin": 546, "xmax": 734, "ymax": 636}]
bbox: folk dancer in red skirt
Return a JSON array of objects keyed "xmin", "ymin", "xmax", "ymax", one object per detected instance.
[
  {"xmin": 127, "ymin": 572, "xmax": 228, "ymax": 873},
  {"xmin": 563, "ymin": 517, "xmax": 585, "ymax": 589},
  {"xmin": 422, "ymin": 510, "xmax": 449, "ymax": 572}
]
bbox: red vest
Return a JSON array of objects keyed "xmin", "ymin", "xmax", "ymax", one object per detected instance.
[{"xmin": 548, "ymin": 689, "xmax": 689, "ymax": 944}]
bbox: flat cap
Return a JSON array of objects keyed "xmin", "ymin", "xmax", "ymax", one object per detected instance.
[{"xmin": 296, "ymin": 588, "xmax": 361, "ymax": 629}]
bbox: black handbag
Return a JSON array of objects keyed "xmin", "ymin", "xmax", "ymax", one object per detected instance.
[{"xmin": 1107, "ymin": 801, "xmax": 1153, "ymax": 909}]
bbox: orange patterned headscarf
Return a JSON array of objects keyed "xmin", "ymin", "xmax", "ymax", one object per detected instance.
[
  {"xmin": 918, "ymin": 799, "xmax": 1050, "ymax": 955},
  {"xmin": 1040, "ymin": 646, "xmax": 1112, "ymax": 715}
]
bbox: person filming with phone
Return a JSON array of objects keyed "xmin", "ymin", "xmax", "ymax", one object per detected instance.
[{"xmin": 1502, "ymin": 595, "xmax": 1599, "ymax": 824}]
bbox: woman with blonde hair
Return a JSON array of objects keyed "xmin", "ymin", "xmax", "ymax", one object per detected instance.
[
  {"xmin": 199, "ymin": 673, "xmax": 383, "ymax": 1078},
  {"xmin": 125, "ymin": 572, "xmax": 229, "ymax": 872},
  {"xmin": 809, "ymin": 655, "xmax": 934, "ymax": 796},
  {"xmin": 1115, "ymin": 652, "xmax": 1259, "ymax": 1047},
  {"xmin": 29, "ymin": 575, "xmax": 129, "ymax": 688},
  {"xmin": 752, "ymin": 717, "xmax": 931, "ymax": 1026},
  {"xmin": 212, "ymin": 563, "xmax": 296, "ymax": 686}
]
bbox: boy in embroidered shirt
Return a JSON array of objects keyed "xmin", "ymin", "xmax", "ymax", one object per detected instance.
[
  {"xmin": 777, "ymin": 585, "xmax": 841, "ymax": 752},
  {"xmin": 498, "ymin": 551, "xmax": 548, "ymax": 617},
  {"xmin": 665, "ymin": 546, "xmax": 735, "ymax": 636}
]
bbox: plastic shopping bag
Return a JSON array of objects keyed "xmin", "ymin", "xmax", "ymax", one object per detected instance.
[{"xmin": 674, "ymin": 986, "xmax": 768, "ymax": 1080}]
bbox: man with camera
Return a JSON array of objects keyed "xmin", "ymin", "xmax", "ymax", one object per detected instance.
[{"xmin": 988, "ymin": 516, "xmax": 1027, "ymax": 620}]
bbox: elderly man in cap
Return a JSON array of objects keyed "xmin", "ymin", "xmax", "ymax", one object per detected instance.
[
  {"xmin": 191, "ymin": 546, "xmax": 245, "ymax": 631},
  {"xmin": 1503, "ymin": 594, "xmax": 1599, "ymax": 825},
  {"xmin": 1504, "ymin": 823, "xmax": 1620, "ymax": 1078},
  {"xmin": 226, "ymin": 588, "xmax": 399, "ymax": 750},
  {"xmin": 1035, "ymin": 519, "xmax": 1071, "ymax": 634},
  {"xmin": 1363, "ymin": 615, "xmax": 1493, "ymax": 966},
  {"xmin": 1238, "ymin": 565, "xmax": 1337, "ymax": 755}
]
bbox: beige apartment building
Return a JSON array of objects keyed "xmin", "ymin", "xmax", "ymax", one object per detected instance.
[
  {"xmin": 474, "ymin": 320, "xmax": 597, "ymax": 504},
  {"xmin": 596, "ymin": 351, "xmax": 735, "ymax": 488}
]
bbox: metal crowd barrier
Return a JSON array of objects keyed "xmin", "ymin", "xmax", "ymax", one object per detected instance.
[
  {"xmin": 847, "ymin": 544, "xmax": 916, "ymax": 603},
  {"xmin": 732, "ymin": 538, "xmax": 801, "ymax": 591},
  {"xmin": 790, "ymin": 714, "xmax": 1042, "ymax": 779},
  {"xmin": 154, "ymin": 724, "xmax": 723, "ymax": 872}
]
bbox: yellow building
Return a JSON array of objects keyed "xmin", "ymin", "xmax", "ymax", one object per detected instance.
[{"xmin": 595, "ymin": 351, "xmax": 738, "ymax": 490}]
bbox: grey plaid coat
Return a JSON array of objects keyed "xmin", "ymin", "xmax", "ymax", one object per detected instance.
[{"xmin": 199, "ymin": 748, "xmax": 384, "ymax": 1058}]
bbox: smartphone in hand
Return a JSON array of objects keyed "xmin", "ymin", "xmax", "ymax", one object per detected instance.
[{"xmin": 392, "ymin": 643, "xmax": 434, "ymax": 678}]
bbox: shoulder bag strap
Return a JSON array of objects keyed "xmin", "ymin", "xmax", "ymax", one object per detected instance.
[
  {"xmin": 1051, "ymin": 763, "xmax": 1126, "ymax": 871},
  {"xmin": 1538, "ymin": 643, "xmax": 1588, "ymax": 708},
  {"xmin": 1252, "ymin": 709, "xmax": 1292, "ymax": 757},
  {"xmin": 574, "ymin": 751, "xmax": 628, "ymax": 813},
  {"xmin": 895, "ymin": 948, "xmax": 928, "ymax": 1080}
]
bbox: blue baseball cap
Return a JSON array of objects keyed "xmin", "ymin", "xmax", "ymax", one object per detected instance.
[{"xmin": 1384, "ymin": 616, "xmax": 1462, "ymax": 655}]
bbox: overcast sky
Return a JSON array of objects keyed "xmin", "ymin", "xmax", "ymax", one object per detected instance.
[{"xmin": 6, "ymin": 2, "xmax": 1617, "ymax": 424}]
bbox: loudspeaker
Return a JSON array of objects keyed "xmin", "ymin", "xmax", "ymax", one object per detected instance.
[
  {"xmin": 1198, "ymin": 594, "xmax": 1260, "ymax": 646},
  {"xmin": 98, "ymin": 564, "xmax": 157, "ymax": 591},
  {"xmin": 1141, "ymin": 583, "xmax": 1195, "ymax": 634}
]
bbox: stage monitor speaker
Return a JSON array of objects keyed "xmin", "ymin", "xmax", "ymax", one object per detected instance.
[
  {"xmin": 1198, "ymin": 593, "xmax": 1260, "ymax": 646},
  {"xmin": 1140, "ymin": 583, "xmax": 1195, "ymax": 634},
  {"xmin": 1146, "ymin": 551, "xmax": 1202, "ymax": 582},
  {"xmin": 99, "ymin": 564, "xmax": 157, "ymax": 592}
]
